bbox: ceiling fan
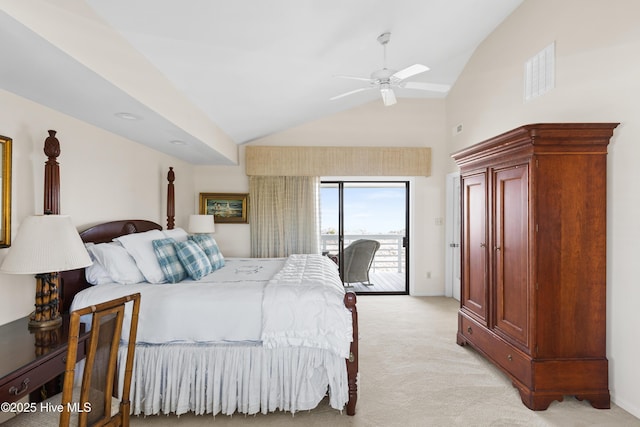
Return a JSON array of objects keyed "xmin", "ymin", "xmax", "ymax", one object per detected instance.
[{"xmin": 330, "ymin": 32, "xmax": 451, "ymax": 106}]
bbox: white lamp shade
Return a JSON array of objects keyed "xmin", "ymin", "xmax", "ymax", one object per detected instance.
[
  {"xmin": 188, "ymin": 214, "xmax": 215, "ymax": 234},
  {"xmin": 0, "ymin": 215, "xmax": 92, "ymax": 274}
]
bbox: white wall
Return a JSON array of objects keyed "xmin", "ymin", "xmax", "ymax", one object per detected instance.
[
  {"xmin": 194, "ymin": 98, "xmax": 448, "ymax": 296},
  {"xmin": 0, "ymin": 88, "xmax": 194, "ymax": 326},
  {"xmin": 444, "ymin": 0, "xmax": 640, "ymax": 417},
  {"xmin": 193, "ymin": 157, "xmax": 250, "ymax": 258}
]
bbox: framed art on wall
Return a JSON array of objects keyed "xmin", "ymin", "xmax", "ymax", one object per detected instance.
[
  {"xmin": 199, "ymin": 193, "xmax": 248, "ymax": 223},
  {"xmin": 0, "ymin": 135, "xmax": 12, "ymax": 247}
]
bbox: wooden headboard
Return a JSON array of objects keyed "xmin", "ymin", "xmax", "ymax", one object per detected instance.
[
  {"xmin": 46, "ymin": 130, "xmax": 176, "ymax": 313},
  {"xmin": 77, "ymin": 220, "xmax": 162, "ymax": 244}
]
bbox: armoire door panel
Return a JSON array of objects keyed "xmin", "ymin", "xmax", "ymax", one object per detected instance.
[
  {"xmin": 494, "ymin": 165, "xmax": 529, "ymax": 347},
  {"xmin": 462, "ymin": 173, "xmax": 488, "ymax": 323}
]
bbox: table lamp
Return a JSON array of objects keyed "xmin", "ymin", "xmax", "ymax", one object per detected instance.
[
  {"xmin": 0, "ymin": 215, "xmax": 92, "ymax": 329},
  {"xmin": 188, "ymin": 214, "xmax": 215, "ymax": 234}
]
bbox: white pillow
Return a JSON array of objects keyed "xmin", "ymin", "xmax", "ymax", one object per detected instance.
[
  {"xmin": 162, "ymin": 227, "xmax": 188, "ymax": 242},
  {"xmin": 85, "ymin": 262, "xmax": 112, "ymax": 285},
  {"xmin": 84, "ymin": 243, "xmax": 112, "ymax": 285},
  {"xmin": 87, "ymin": 242, "xmax": 146, "ymax": 285},
  {"xmin": 84, "ymin": 242, "xmax": 107, "ymax": 285},
  {"xmin": 114, "ymin": 229, "xmax": 167, "ymax": 283}
]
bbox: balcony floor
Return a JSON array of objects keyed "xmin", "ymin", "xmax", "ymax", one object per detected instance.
[{"xmin": 344, "ymin": 271, "xmax": 406, "ymax": 294}]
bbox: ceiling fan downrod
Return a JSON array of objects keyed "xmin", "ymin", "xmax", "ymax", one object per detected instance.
[{"xmin": 377, "ymin": 32, "xmax": 391, "ymax": 70}]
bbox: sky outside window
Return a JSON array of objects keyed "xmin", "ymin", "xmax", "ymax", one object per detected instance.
[{"xmin": 320, "ymin": 184, "xmax": 406, "ymax": 235}]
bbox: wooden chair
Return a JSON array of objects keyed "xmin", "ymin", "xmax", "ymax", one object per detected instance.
[{"xmin": 4, "ymin": 293, "xmax": 141, "ymax": 427}]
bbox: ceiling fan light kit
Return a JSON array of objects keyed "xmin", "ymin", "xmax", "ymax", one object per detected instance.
[
  {"xmin": 331, "ymin": 32, "xmax": 451, "ymax": 106},
  {"xmin": 380, "ymin": 83, "xmax": 396, "ymax": 106}
]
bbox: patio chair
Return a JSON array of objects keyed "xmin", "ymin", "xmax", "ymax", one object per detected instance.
[{"xmin": 342, "ymin": 239, "xmax": 380, "ymax": 287}]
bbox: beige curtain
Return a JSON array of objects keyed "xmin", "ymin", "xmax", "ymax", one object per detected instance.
[{"xmin": 249, "ymin": 176, "xmax": 320, "ymax": 258}]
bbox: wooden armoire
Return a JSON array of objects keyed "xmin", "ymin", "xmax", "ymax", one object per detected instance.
[{"xmin": 453, "ymin": 123, "xmax": 618, "ymax": 411}]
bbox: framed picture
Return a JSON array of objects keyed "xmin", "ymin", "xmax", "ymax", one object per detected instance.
[
  {"xmin": 199, "ymin": 193, "xmax": 248, "ymax": 224},
  {"xmin": 0, "ymin": 135, "xmax": 12, "ymax": 248}
]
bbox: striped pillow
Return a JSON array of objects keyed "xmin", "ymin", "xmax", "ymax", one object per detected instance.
[
  {"xmin": 175, "ymin": 240, "xmax": 213, "ymax": 280},
  {"xmin": 152, "ymin": 238, "xmax": 187, "ymax": 283},
  {"xmin": 189, "ymin": 234, "xmax": 225, "ymax": 271}
]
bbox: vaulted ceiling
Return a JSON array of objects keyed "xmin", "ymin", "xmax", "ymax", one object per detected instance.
[{"xmin": 0, "ymin": 0, "xmax": 523, "ymax": 164}]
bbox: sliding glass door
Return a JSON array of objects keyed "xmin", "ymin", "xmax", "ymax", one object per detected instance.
[{"xmin": 320, "ymin": 181, "xmax": 408, "ymax": 295}]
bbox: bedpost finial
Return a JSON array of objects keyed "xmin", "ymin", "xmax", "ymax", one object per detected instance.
[
  {"xmin": 43, "ymin": 130, "xmax": 61, "ymax": 215},
  {"xmin": 44, "ymin": 130, "xmax": 60, "ymax": 159},
  {"xmin": 167, "ymin": 167, "xmax": 175, "ymax": 230},
  {"xmin": 344, "ymin": 292, "xmax": 357, "ymax": 308}
]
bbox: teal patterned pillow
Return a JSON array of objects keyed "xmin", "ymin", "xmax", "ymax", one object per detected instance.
[
  {"xmin": 152, "ymin": 238, "xmax": 187, "ymax": 283},
  {"xmin": 189, "ymin": 234, "xmax": 225, "ymax": 271},
  {"xmin": 175, "ymin": 240, "xmax": 213, "ymax": 280}
]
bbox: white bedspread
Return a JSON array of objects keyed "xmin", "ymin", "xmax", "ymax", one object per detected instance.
[
  {"xmin": 71, "ymin": 255, "xmax": 353, "ymax": 357},
  {"xmin": 71, "ymin": 258, "xmax": 285, "ymax": 343},
  {"xmin": 261, "ymin": 254, "xmax": 353, "ymax": 358}
]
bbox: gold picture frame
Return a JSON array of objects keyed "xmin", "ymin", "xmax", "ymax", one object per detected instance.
[
  {"xmin": 0, "ymin": 135, "xmax": 12, "ymax": 247},
  {"xmin": 199, "ymin": 193, "xmax": 248, "ymax": 224}
]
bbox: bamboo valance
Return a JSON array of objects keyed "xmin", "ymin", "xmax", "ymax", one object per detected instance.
[{"xmin": 245, "ymin": 146, "xmax": 431, "ymax": 177}]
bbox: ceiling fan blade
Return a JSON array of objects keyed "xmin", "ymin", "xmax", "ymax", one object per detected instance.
[
  {"xmin": 333, "ymin": 74, "xmax": 372, "ymax": 82},
  {"xmin": 392, "ymin": 64, "xmax": 429, "ymax": 81},
  {"xmin": 330, "ymin": 87, "xmax": 373, "ymax": 101},
  {"xmin": 380, "ymin": 87, "xmax": 397, "ymax": 106},
  {"xmin": 402, "ymin": 81, "xmax": 451, "ymax": 93}
]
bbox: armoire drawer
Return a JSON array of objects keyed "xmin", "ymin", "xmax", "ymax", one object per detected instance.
[{"xmin": 459, "ymin": 314, "xmax": 531, "ymax": 388}]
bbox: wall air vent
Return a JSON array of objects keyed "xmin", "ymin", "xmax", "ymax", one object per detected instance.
[{"xmin": 524, "ymin": 42, "xmax": 555, "ymax": 102}]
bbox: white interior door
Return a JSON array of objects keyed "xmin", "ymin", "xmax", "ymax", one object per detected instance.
[{"xmin": 445, "ymin": 172, "xmax": 461, "ymax": 300}]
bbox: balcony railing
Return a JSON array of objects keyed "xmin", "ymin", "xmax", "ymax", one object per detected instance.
[{"xmin": 320, "ymin": 234, "xmax": 405, "ymax": 273}]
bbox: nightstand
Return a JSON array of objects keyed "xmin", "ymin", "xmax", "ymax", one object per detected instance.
[{"xmin": 0, "ymin": 315, "xmax": 89, "ymax": 403}]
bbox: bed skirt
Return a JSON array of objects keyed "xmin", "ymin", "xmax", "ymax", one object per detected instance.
[{"xmin": 117, "ymin": 342, "xmax": 349, "ymax": 416}]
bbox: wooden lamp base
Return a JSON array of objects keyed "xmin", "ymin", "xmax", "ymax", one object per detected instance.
[{"xmin": 28, "ymin": 272, "xmax": 62, "ymax": 330}]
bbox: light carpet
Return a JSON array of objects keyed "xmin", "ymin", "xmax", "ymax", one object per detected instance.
[{"xmin": 130, "ymin": 296, "xmax": 640, "ymax": 426}]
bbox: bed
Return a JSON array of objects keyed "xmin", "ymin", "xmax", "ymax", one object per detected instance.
[{"xmin": 48, "ymin": 162, "xmax": 359, "ymax": 416}]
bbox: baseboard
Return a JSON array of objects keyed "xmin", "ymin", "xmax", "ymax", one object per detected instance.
[
  {"xmin": 611, "ymin": 393, "xmax": 640, "ymax": 420},
  {"xmin": 409, "ymin": 288, "xmax": 447, "ymax": 297}
]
